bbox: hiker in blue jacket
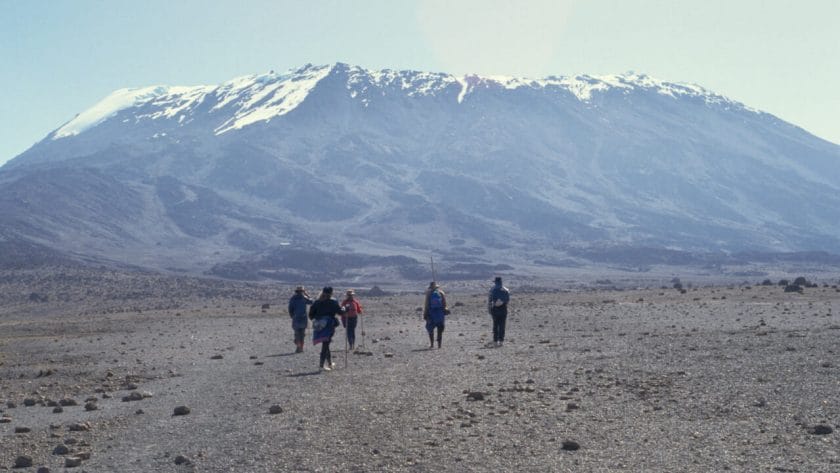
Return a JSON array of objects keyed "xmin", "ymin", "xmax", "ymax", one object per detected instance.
[
  {"xmin": 287, "ymin": 286, "xmax": 313, "ymax": 353},
  {"xmin": 488, "ymin": 276, "xmax": 510, "ymax": 347},
  {"xmin": 423, "ymin": 281, "xmax": 449, "ymax": 349}
]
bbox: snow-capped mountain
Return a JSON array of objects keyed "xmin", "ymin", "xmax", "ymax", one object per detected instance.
[{"xmin": 2, "ymin": 63, "xmax": 839, "ymax": 278}]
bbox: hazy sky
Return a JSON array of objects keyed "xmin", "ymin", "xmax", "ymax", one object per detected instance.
[{"xmin": 1, "ymin": 0, "xmax": 837, "ymax": 165}]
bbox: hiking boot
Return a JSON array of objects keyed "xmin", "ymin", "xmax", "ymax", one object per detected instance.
[
  {"xmin": 322, "ymin": 364, "xmax": 332, "ymax": 371},
  {"xmin": 295, "ymin": 346, "xmax": 303, "ymax": 353}
]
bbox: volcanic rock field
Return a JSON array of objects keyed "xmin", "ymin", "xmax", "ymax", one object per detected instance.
[{"xmin": 1, "ymin": 269, "xmax": 838, "ymax": 472}]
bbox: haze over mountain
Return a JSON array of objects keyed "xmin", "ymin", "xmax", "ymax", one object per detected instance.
[{"xmin": 2, "ymin": 63, "xmax": 839, "ymax": 280}]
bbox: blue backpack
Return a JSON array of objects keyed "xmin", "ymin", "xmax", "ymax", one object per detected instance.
[{"xmin": 429, "ymin": 290, "xmax": 444, "ymax": 310}]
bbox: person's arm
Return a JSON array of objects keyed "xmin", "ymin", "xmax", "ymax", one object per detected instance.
[
  {"xmin": 309, "ymin": 300, "xmax": 317, "ymax": 320},
  {"xmin": 423, "ymin": 292, "xmax": 430, "ymax": 320},
  {"xmin": 488, "ymin": 289, "xmax": 494, "ymax": 313},
  {"xmin": 288, "ymin": 298, "xmax": 295, "ymax": 317},
  {"xmin": 355, "ymin": 301, "xmax": 362, "ymax": 315}
]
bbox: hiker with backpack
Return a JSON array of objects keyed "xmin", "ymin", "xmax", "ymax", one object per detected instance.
[
  {"xmin": 287, "ymin": 285, "xmax": 313, "ymax": 353},
  {"xmin": 340, "ymin": 289, "xmax": 363, "ymax": 351},
  {"xmin": 309, "ymin": 286, "xmax": 346, "ymax": 371},
  {"xmin": 423, "ymin": 281, "xmax": 449, "ymax": 349},
  {"xmin": 488, "ymin": 276, "xmax": 511, "ymax": 347}
]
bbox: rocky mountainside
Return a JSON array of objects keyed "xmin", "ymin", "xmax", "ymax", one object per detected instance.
[{"xmin": 2, "ymin": 63, "xmax": 839, "ymax": 278}]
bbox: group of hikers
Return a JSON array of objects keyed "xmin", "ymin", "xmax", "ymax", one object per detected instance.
[{"xmin": 287, "ymin": 276, "xmax": 511, "ymax": 372}]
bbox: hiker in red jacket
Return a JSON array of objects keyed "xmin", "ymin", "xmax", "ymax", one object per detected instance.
[{"xmin": 340, "ymin": 289, "xmax": 363, "ymax": 351}]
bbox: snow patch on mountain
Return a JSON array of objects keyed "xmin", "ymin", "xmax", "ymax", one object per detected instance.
[
  {"xmin": 213, "ymin": 65, "xmax": 333, "ymax": 134},
  {"xmin": 55, "ymin": 86, "xmax": 176, "ymax": 138},
  {"xmin": 51, "ymin": 63, "xmax": 757, "ymax": 140}
]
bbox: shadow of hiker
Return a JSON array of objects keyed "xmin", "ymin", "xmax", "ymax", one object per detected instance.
[
  {"xmin": 286, "ymin": 370, "xmax": 322, "ymax": 377},
  {"xmin": 266, "ymin": 352, "xmax": 298, "ymax": 358}
]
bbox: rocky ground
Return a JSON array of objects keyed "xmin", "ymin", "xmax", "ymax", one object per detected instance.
[{"xmin": 1, "ymin": 269, "xmax": 839, "ymax": 472}]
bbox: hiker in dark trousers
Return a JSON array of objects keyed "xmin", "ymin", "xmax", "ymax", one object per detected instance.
[
  {"xmin": 309, "ymin": 286, "xmax": 345, "ymax": 371},
  {"xmin": 340, "ymin": 289, "xmax": 363, "ymax": 351},
  {"xmin": 287, "ymin": 286, "xmax": 313, "ymax": 353},
  {"xmin": 424, "ymin": 281, "xmax": 449, "ymax": 349},
  {"xmin": 488, "ymin": 276, "xmax": 510, "ymax": 347}
]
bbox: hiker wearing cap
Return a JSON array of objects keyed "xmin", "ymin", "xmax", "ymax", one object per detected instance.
[
  {"xmin": 423, "ymin": 281, "xmax": 449, "ymax": 349},
  {"xmin": 340, "ymin": 289, "xmax": 363, "ymax": 351},
  {"xmin": 309, "ymin": 286, "xmax": 346, "ymax": 371},
  {"xmin": 488, "ymin": 276, "xmax": 510, "ymax": 347},
  {"xmin": 287, "ymin": 286, "xmax": 313, "ymax": 353}
]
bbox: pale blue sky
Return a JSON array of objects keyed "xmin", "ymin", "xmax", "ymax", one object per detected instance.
[{"xmin": 1, "ymin": 0, "xmax": 837, "ymax": 165}]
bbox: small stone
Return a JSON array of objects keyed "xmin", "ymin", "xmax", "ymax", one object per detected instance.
[
  {"xmin": 0, "ymin": 416, "xmax": 11, "ymax": 423},
  {"xmin": 809, "ymin": 424, "xmax": 833, "ymax": 435},
  {"xmin": 68, "ymin": 422, "xmax": 91, "ymax": 432},
  {"xmin": 23, "ymin": 398, "xmax": 37, "ymax": 407},
  {"xmin": 14, "ymin": 455, "xmax": 33, "ymax": 468},
  {"xmin": 174, "ymin": 455, "xmax": 191, "ymax": 465},
  {"xmin": 122, "ymin": 392, "xmax": 143, "ymax": 402},
  {"xmin": 466, "ymin": 392, "xmax": 485, "ymax": 401},
  {"xmin": 52, "ymin": 406, "xmax": 63, "ymax": 413},
  {"xmin": 14, "ymin": 426, "xmax": 31, "ymax": 433},
  {"xmin": 561, "ymin": 440, "xmax": 580, "ymax": 451},
  {"xmin": 7, "ymin": 401, "xmax": 17, "ymax": 408},
  {"xmin": 59, "ymin": 398, "xmax": 78, "ymax": 407},
  {"xmin": 383, "ymin": 353, "xmax": 394, "ymax": 358},
  {"xmin": 37, "ymin": 467, "xmax": 51, "ymax": 473},
  {"xmin": 566, "ymin": 403, "xmax": 580, "ymax": 411},
  {"xmin": 65, "ymin": 456, "xmax": 82, "ymax": 468},
  {"xmin": 210, "ymin": 354, "xmax": 223, "ymax": 359},
  {"xmin": 76, "ymin": 452, "xmax": 91, "ymax": 460},
  {"xmin": 53, "ymin": 444, "xmax": 70, "ymax": 455},
  {"xmin": 135, "ymin": 409, "xmax": 144, "ymax": 415},
  {"xmin": 269, "ymin": 405, "xmax": 283, "ymax": 414},
  {"xmin": 173, "ymin": 406, "xmax": 191, "ymax": 416},
  {"xmin": 84, "ymin": 402, "xmax": 97, "ymax": 411}
]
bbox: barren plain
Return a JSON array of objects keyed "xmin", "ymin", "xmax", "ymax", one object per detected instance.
[{"xmin": 1, "ymin": 269, "xmax": 838, "ymax": 472}]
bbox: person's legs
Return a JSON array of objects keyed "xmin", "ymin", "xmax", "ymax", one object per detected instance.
[
  {"xmin": 426, "ymin": 319, "xmax": 435, "ymax": 348},
  {"xmin": 436, "ymin": 323, "xmax": 444, "ymax": 348},
  {"xmin": 324, "ymin": 340, "xmax": 332, "ymax": 367},
  {"xmin": 492, "ymin": 313, "xmax": 501, "ymax": 343},
  {"xmin": 294, "ymin": 328, "xmax": 305, "ymax": 352},
  {"xmin": 319, "ymin": 341, "xmax": 328, "ymax": 368},
  {"xmin": 347, "ymin": 317, "xmax": 357, "ymax": 349},
  {"xmin": 498, "ymin": 313, "xmax": 507, "ymax": 343}
]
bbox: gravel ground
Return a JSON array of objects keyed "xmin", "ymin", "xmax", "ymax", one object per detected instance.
[{"xmin": 1, "ymin": 273, "xmax": 839, "ymax": 472}]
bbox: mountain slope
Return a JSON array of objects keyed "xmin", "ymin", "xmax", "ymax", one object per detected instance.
[{"xmin": 2, "ymin": 63, "xmax": 839, "ymax": 276}]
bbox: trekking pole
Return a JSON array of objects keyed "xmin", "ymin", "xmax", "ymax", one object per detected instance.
[
  {"xmin": 430, "ymin": 254, "xmax": 437, "ymax": 282},
  {"xmin": 359, "ymin": 311, "xmax": 366, "ymax": 349},
  {"xmin": 344, "ymin": 324, "xmax": 349, "ymax": 369}
]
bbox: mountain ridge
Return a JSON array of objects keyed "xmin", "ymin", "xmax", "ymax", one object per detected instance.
[{"xmin": 2, "ymin": 63, "xmax": 839, "ymax": 279}]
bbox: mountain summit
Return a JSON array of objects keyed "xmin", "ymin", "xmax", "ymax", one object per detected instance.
[{"xmin": 2, "ymin": 64, "xmax": 839, "ymax": 278}]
